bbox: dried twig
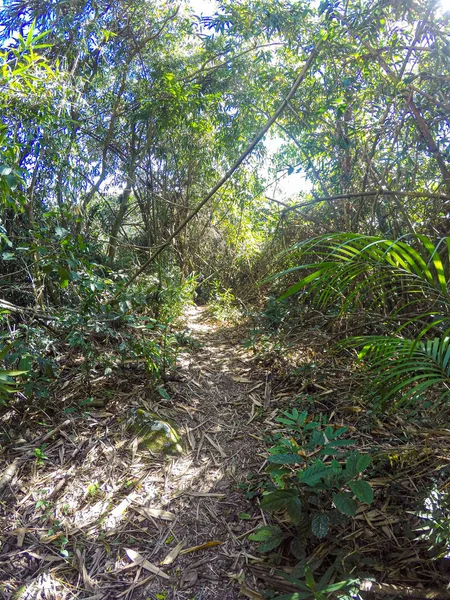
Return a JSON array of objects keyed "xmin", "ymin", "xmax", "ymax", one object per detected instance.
[{"xmin": 0, "ymin": 419, "xmax": 72, "ymax": 495}]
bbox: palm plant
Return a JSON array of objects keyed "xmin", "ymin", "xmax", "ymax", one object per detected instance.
[{"xmin": 269, "ymin": 233, "xmax": 450, "ymax": 408}]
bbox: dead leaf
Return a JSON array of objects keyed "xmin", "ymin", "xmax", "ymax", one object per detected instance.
[
  {"xmin": 180, "ymin": 541, "xmax": 223, "ymax": 554},
  {"xmin": 133, "ymin": 505, "xmax": 175, "ymax": 521},
  {"xmin": 180, "ymin": 569, "xmax": 198, "ymax": 588},
  {"xmin": 16, "ymin": 528, "xmax": 27, "ymax": 547},
  {"xmin": 240, "ymin": 585, "xmax": 266, "ymax": 599},
  {"xmin": 75, "ymin": 548, "xmax": 95, "ymax": 592},
  {"xmin": 184, "ymin": 491, "xmax": 225, "ymax": 498},
  {"xmin": 162, "ymin": 540, "xmax": 185, "ymax": 565},
  {"xmin": 90, "ymin": 412, "xmax": 114, "ymax": 418},
  {"xmin": 248, "ymin": 382, "xmax": 264, "ymax": 393},
  {"xmin": 25, "ymin": 551, "xmax": 63, "ymax": 563},
  {"xmin": 204, "ymin": 433, "xmax": 227, "ymax": 458},
  {"xmin": 186, "ymin": 428, "xmax": 196, "ymax": 451},
  {"xmin": 111, "ymin": 497, "xmax": 133, "ymax": 519},
  {"xmin": 125, "ymin": 548, "xmax": 170, "ymax": 580},
  {"xmin": 40, "ymin": 531, "xmax": 66, "ymax": 544}
]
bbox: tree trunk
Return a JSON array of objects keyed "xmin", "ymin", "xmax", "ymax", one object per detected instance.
[
  {"xmin": 407, "ymin": 95, "xmax": 450, "ymax": 195},
  {"xmin": 107, "ymin": 185, "xmax": 133, "ymax": 263}
]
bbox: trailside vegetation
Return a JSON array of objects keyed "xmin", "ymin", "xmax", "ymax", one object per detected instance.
[{"xmin": 2, "ymin": 0, "xmax": 450, "ymax": 598}]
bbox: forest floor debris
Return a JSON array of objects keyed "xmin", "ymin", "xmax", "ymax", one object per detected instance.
[
  {"xmin": 0, "ymin": 307, "xmax": 268, "ymax": 599},
  {"xmin": 1, "ymin": 306, "xmax": 450, "ymax": 599}
]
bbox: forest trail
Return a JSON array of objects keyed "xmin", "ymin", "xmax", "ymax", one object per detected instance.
[
  {"xmin": 135, "ymin": 305, "xmax": 267, "ymax": 600},
  {"xmin": 0, "ymin": 306, "xmax": 269, "ymax": 600}
]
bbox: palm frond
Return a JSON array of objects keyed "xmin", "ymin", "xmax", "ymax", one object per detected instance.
[
  {"xmin": 346, "ymin": 335, "xmax": 450, "ymax": 408},
  {"xmin": 272, "ymin": 234, "xmax": 450, "ymax": 336},
  {"xmin": 271, "ymin": 234, "xmax": 450, "ymax": 409}
]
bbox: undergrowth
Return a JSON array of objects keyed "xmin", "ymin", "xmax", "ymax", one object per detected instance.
[{"xmin": 244, "ymin": 285, "xmax": 450, "ymax": 598}]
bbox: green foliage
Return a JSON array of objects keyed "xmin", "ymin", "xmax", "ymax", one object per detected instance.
[
  {"xmin": 157, "ymin": 272, "xmax": 198, "ymax": 323},
  {"xmin": 251, "ymin": 407, "xmax": 373, "ymax": 557},
  {"xmin": 248, "ymin": 525, "xmax": 285, "ymax": 552},
  {"xmin": 0, "ymin": 368, "xmax": 26, "ymax": 404},
  {"xmin": 0, "ymin": 341, "xmax": 28, "ymax": 405},
  {"xmin": 0, "ymin": 21, "xmax": 55, "ymax": 210},
  {"xmin": 63, "ymin": 305, "xmax": 178, "ymax": 380},
  {"xmin": 0, "ymin": 314, "xmax": 58, "ymax": 402},
  {"xmin": 260, "ymin": 297, "xmax": 293, "ymax": 330},
  {"xmin": 34, "ymin": 446, "xmax": 48, "ymax": 465},
  {"xmin": 275, "ymin": 565, "xmax": 359, "ymax": 600},
  {"xmin": 349, "ymin": 335, "xmax": 450, "ymax": 409},
  {"xmin": 272, "ymin": 234, "xmax": 450, "ymax": 409},
  {"xmin": 0, "ymin": 0, "xmax": 450, "ymax": 594},
  {"xmin": 209, "ymin": 280, "xmax": 241, "ymax": 322}
]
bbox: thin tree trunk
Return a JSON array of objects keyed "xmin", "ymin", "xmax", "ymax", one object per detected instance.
[
  {"xmin": 115, "ymin": 41, "xmax": 323, "ymax": 296},
  {"xmin": 107, "ymin": 128, "xmax": 138, "ymax": 263},
  {"xmin": 107, "ymin": 185, "xmax": 133, "ymax": 263},
  {"xmin": 407, "ymin": 94, "xmax": 450, "ymax": 195}
]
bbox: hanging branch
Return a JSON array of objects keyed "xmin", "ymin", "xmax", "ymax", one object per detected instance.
[
  {"xmin": 113, "ymin": 40, "xmax": 323, "ymax": 299},
  {"xmin": 281, "ymin": 189, "xmax": 450, "ymax": 215}
]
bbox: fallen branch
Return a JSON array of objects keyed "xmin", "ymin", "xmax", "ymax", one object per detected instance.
[
  {"xmin": 281, "ymin": 189, "xmax": 450, "ymax": 215},
  {"xmin": 0, "ymin": 298, "xmax": 56, "ymax": 321}
]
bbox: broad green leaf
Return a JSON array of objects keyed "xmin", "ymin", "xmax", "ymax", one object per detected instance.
[
  {"xmin": 286, "ymin": 496, "xmax": 303, "ymax": 524},
  {"xmin": 261, "ymin": 489, "xmax": 300, "ymax": 513},
  {"xmin": 298, "ymin": 462, "xmax": 329, "ymax": 486},
  {"xmin": 349, "ymin": 480, "xmax": 374, "ymax": 503},
  {"xmin": 326, "ymin": 439, "xmax": 356, "ymax": 448},
  {"xmin": 356, "ymin": 454, "xmax": 371, "ymax": 473},
  {"xmin": 157, "ymin": 387, "xmax": 170, "ymax": 400},
  {"xmin": 267, "ymin": 454, "xmax": 304, "ymax": 465},
  {"xmin": 57, "ymin": 265, "xmax": 70, "ymax": 288},
  {"xmin": 311, "ymin": 513, "xmax": 329, "ymax": 538},
  {"xmin": 290, "ymin": 537, "xmax": 306, "ymax": 560},
  {"xmin": 55, "ymin": 226, "xmax": 69, "ymax": 238},
  {"xmin": 276, "ymin": 417, "xmax": 299, "ymax": 426},
  {"xmin": 332, "ymin": 492, "xmax": 357, "ymax": 516},
  {"xmin": 345, "ymin": 453, "xmax": 358, "ymax": 478},
  {"xmin": 248, "ymin": 525, "xmax": 284, "ymax": 552}
]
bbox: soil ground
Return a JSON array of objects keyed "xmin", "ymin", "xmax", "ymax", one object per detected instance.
[
  {"xmin": 3, "ymin": 306, "xmax": 450, "ymax": 600},
  {"xmin": 0, "ymin": 306, "xmax": 269, "ymax": 599}
]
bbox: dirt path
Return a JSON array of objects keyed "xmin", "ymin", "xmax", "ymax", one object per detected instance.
[
  {"xmin": 137, "ymin": 306, "xmax": 265, "ymax": 600},
  {"xmin": 0, "ymin": 306, "xmax": 267, "ymax": 599}
]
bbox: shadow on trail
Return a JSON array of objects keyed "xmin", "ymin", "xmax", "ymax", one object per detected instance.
[{"xmin": 0, "ymin": 305, "xmax": 266, "ymax": 600}]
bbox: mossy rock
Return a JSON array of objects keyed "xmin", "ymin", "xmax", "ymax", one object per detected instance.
[{"xmin": 128, "ymin": 409, "xmax": 182, "ymax": 455}]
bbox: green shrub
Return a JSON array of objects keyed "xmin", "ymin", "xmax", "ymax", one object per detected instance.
[
  {"xmin": 250, "ymin": 408, "xmax": 373, "ymax": 557},
  {"xmin": 209, "ymin": 280, "xmax": 241, "ymax": 322}
]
